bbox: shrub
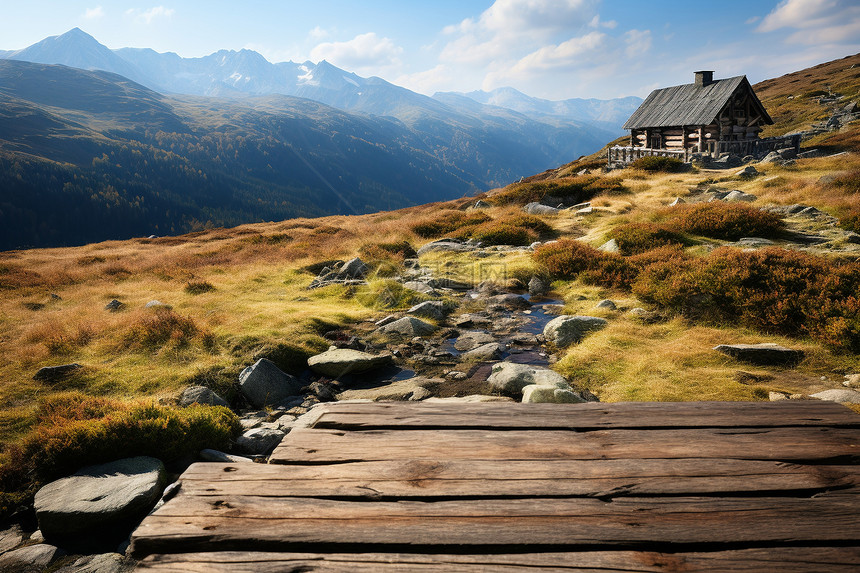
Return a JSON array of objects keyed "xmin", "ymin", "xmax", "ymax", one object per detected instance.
[
  {"xmin": 608, "ymin": 222, "xmax": 687, "ymax": 255},
  {"xmin": 630, "ymin": 156, "xmax": 686, "ymax": 172},
  {"xmin": 840, "ymin": 209, "xmax": 860, "ymax": 234},
  {"xmin": 411, "ymin": 211, "xmax": 491, "ymax": 238},
  {"xmin": 0, "ymin": 393, "xmax": 241, "ymax": 520},
  {"xmin": 468, "ymin": 214, "xmax": 554, "ymax": 246},
  {"xmin": 664, "ymin": 202, "xmax": 785, "ymax": 240},
  {"xmin": 493, "ymin": 175, "xmax": 627, "ymax": 205},
  {"xmin": 185, "ymin": 280, "xmax": 216, "ymax": 294},
  {"xmin": 532, "ymin": 239, "xmax": 609, "ymax": 279},
  {"xmin": 124, "ymin": 308, "xmax": 213, "ymax": 351},
  {"xmin": 358, "ymin": 240, "xmax": 418, "ymax": 262}
]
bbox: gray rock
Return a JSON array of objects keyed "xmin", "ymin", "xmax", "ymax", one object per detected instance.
[
  {"xmin": 724, "ymin": 190, "xmax": 757, "ymax": 202},
  {"xmin": 104, "ymin": 299, "xmax": 124, "ymax": 312},
  {"xmin": 339, "ymin": 257, "xmax": 368, "ymax": 279},
  {"xmin": 408, "ymin": 300, "xmax": 447, "ymax": 320},
  {"xmin": 714, "ymin": 343, "xmax": 804, "ymax": 366},
  {"xmin": 576, "ymin": 206, "xmax": 594, "ymax": 215},
  {"xmin": 34, "ymin": 457, "xmax": 165, "ymax": 549},
  {"xmin": 735, "ymin": 166, "xmax": 760, "ymax": 178},
  {"xmin": 473, "ymin": 200, "xmax": 491, "ymax": 209},
  {"xmin": 178, "ymin": 385, "xmax": 228, "ymax": 408},
  {"xmin": 810, "ymin": 389, "xmax": 860, "ymax": 404},
  {"xmin": 374, "ymin": 314, "xmax": 399, "ymax": 327},
  {"xmin": 376, "ymin": 316, "xmax": 437, "ymax": 337},
  {"xmin": 445, "ymin": 371, "xmax": 468, "ymax": 380},
  {"xmin": 487, "ymin": 293, "xmax": 530, "ymax": 309},
  {"xmin": 239, "ymin": 358, "xmax": 304, "ymax": 408},
  {"xmin": 629, "ymin": 308, "xmax": 662, "ymax": 323},
  {"xmin": 528, "ymin": 276, "xmax": 549, "ymax": 297},
  {"xmin": 462, "ymin": 342, "xmax": 505, "ymax": 361},
  {"xmin": 543, "ymin": 315, "xmax": 608, "ymax": 348},
  {"xmin": 336, "ymin": 377, "xmax": 441, "ymax": 402},
  {"xmin": 0, "ymin": 525, "xmax": 22, "ymax": 555},
  {"xmin": 417, "ymin": 240, "xmax": 472, "ymax": 255},
  {"xmin": 55, "ymin": 552, "xmax": 131, "ymax": 573},
  {"xmin": 235, "ymin": 428, "xmax": 285, "ymax": 455},
  {"xmin": 598, "ymin": 239, "xmax": 620, "ymax": 253},
  {"xmin": 453, "ymin": 331, "xmax": 497, "ymax": 351},
  {"xmin": 199, "ymin": 449, "xmax": 253, "ymax": 463},
  {"xmin": 595, "ymin": 299, "xmax": 617, "ymax": 310},
  {"xmin": 487, "ymin": 362, "xmax": 571, "ymax": 395},
  {"xmin": 521, "ymin": 385, "xmax": 587, "ymax": 403},
  {"xmin": 769, "ymin": 391, "xmax": 790, "ymax": 401},
  {"xmin": 735, "ymin": 237, "xmax": 775, "ymax": 248},
  {"xmin": 0, "ymin": 544, "xmax": 63, "ymax": 573},
  {"xmin": 760, "ymin": 151, "xmax": 783, "ymax": 164},
  {"xmin": 144, "ymin": 300, "xmax": 166, "ymax": 309},
  {"xmin": 424, "ymin": 395, "xmax": 515, "ymax": 403},
  {"xmin": 669, "ymin": 197, "xmax": 685, "ymax": 206},
  {"xmin": 33, "ymin": 363, "xmax": 82, "ymax": 382},
  {"xmin": 524, "ymin": 202, "xmax": 560, "ymax": 215},
  {"xmin": 308, "ymin": 348, "xmax": 393, "ymax": 377},
  {"xmin": 402, "ymin": 281, "xmax": 438, "ymax": 295}
]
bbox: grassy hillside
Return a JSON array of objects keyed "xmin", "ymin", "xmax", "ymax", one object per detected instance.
[{"xmin": 2, "ymin": 53, "xmax": 859, "ymax": 520}]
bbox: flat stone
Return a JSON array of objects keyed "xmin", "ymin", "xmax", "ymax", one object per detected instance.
[
  {"xmin": 524, "ymin": 202, "xmax": 560, "ymax": 215},
  {"xmin": 0, "ymin": 525, "xmax": 22, "ymax": 555},
  {"xmin": 0, "ymin": 544, "xmax": 63, "ymax": 572},
  {"xmin": 521, "ymin": 385, "xmax": 587, "ymax": 403},
  {"xmin": 339, "ymin": 257, "xmax": 368, "ymax": 279},
  {"xmin": 461, "ymin": 342, "xmax": 505, "ymax": 361},
  {"xmin": 407, "ymin": 300, "xmax": 448, "ymax": 320},
  {"xmin": 487, "ymin": 293, "xmax": 530, "ymax": 309},
  {"xmin": 810, "ymin": 389, "xmax": 860, "ymax": 404},
  {"xmin": 374, "ymin": 314, "xmax": 399, "ymax": 327},
  {"xmin": 199, "ymin": 449, "xmax": 253, "ymax": 463},
  {"xmin": 401, "ymin": 281, "xmax": 438, "ymax": 295},
  {"xmin": 735, "ymin": 237, "xmax": 775, "ymax": 248},
  {"xmin": 236, "ymin": 428, "xmax": 286, "ymax": 455},
  {"xmin": 104, "ymin": 299, "xmax": 124, "ymax": 312},
  {"xmin": 34, "ymin": 457, "xmax": 165, "ymax": 550},
  {"xmin": 336, "ymin": 377, "xmax": 441, "ymax": 402},
  {"xmin": 178, "ymin": 385, "xmax": 228, "ymax": 407},
  {"xmin": 724, "ymin": 190, "xmax": 757, "ymax": 202},
  {"xmin": 33, "ymin": 363, "xmax": 82, "ymax": 382},
  {"xmin": 453, "ymin": 331, "xmax": 497, "ymax": 351},
  {"xmin": 714, "ymin": 343, "xmax": 804, "ymax": 366},
  {"xmin": 769, "ymin": 392, "xmax": 790, "ymax": 401},
  {"xmin": 54, "ymin": 552, "xmax": 130, "ymax": 573},
  {"xmin": 308, "ymin": 348, "xmax": 393, "ymax": 377},
  {"xmin": 417, "ymin": 240, "xmax": 472, "ymax": 255},
  {"xmin": 543, "ymin": 315, "xmax": 608, "ymax": 348},
  {"xmin": 239, "ymin": 358, "xmax": 304, "ymax": 408},
  {"xmin": 424, "ymin": 395, "xmax": 515, "ymax": 403},
  {"xmin": 487, "ymin": 362, "xmax": 571, "ymax": 395},
  {"xmin": 144, "ymin": 300, "xmax": 167, "ymax": 309},
  {"xmin": 376, "ymin": 316, "xmax": 437, "ymax": 337},
  {"xmin": 598, "ymin": 239, "xmax": 619, "ymax": 253}
]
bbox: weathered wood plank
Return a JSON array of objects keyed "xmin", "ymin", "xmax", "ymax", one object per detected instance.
[
  {"xmin": 135, "ymin": 547, "xmax": 860, "ymax": 573},
  {"xmin": 308, "ymin": 401, "xmax": 860, "ymax": 431},
  {"xmin": 178, "ymin": 460, "xmax": 860, "ymax": 498},
  {"xmin": 130, "ymin": 495, "xmax": 860, "ymax": 555},
  {"xmin": 270, "ymin": 426, "xmax": 860, "ymax": 463}
]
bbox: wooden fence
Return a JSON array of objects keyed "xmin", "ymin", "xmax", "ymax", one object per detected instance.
[{"xmin": 607, "ymin": 146, "xmax": 690, "ymax": 168}]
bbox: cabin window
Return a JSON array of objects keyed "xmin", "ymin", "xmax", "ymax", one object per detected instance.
[{"xmin": 650, "ymin": 134, "xmax": 661, "ymax": 149}]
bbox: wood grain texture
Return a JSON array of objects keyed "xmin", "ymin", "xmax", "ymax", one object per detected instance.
[
  {"xmin": 309, "ymin": 401, "xmax": 860, "ymax": 430},
  {"xmin": 270, "ymin": 426, "xmax": 860, "ymax": 463},
  {"xmin": 135, "ymin": 548, "xmax": 860, "ymax": 573}
]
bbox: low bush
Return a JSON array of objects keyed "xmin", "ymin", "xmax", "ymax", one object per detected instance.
[
  {"xmin": 840, "ymin": 209, "xmax": 860, "ymax": 234},
  {"xmin": 493, "ymin": 175, "xmax": 627, "ymax": 205},
  {"xmin": 664, "ymin": 202, "xmax": 785, "ymax": 240},
  {"xmin": 358, "ymin": 240, "xmax": 418, "ymax": 262},
  {"xmin": 468, "ymin": 214, "xmax": 554, "ymax": 246},
  {"xmin": 0, "ymin": 393, "xmax": 241, "ymax": 520},
  {"xmin": 124, "ymin": 307, "xmax": 214, "ymax": 351},
  {"xmin": 608, "ymin": 222, "xmax": 687, "ymax": 255},
  {"xmin": 630, "ymin": 156, "xmax": 686, "ymax": 172},
  {"xmin": 532, "ymin": 239, "xmax": 609, "ymax": 279},
  {"xmin": 411, "ymin": 210, "xmax": 491, "ymax": 238},
  {"xmin": 185, "ymin": 280, "xmax": 216, "ymax": 294}
]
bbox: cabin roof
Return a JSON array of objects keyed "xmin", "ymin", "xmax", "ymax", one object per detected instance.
[{"xmin": 622, "ymin": 75, "xmax": 773, "ymax": 130}]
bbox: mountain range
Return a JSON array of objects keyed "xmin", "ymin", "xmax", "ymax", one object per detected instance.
[{"xmin": 0, "ymin": 29, "xmax": 641, "ymax": 249}]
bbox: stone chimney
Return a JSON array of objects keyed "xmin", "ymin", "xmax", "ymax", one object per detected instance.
[{"xmin": 695, "ymin": 71, "xmax": 714, "ymax": 87}]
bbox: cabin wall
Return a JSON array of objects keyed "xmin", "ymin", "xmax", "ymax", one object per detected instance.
[{"xmin": 630, "ymin": 125, "xmax": 719, "ymax": 151}]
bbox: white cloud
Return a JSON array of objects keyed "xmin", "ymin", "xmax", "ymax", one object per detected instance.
[
  {"xmin": 127, "ymin": 6, "xmax": 175, "ymax": 25},
  {"xmin": 396, "ymin": 65, "xmax": 455, "ymax": 95},
  {"xmin": 310, "ymin": 33, "xmax": 403, "ymax": 74},
  {"xmin": 757, "ymin": 0, "xmax": 860, "ymax": 44},
  {"xmin": 309, "ymin": 26, "xmax": 329, "ymax": 41},
  {"xmin": 624, "ymin": 29, "xmax": 651, "ymax": 57},
  {"xmin": 83, "ymin": 6, "xmax": 104, "ymax": 20}
]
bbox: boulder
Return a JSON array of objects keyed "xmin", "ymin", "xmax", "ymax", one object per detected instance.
[
  {"xmin": 33, "ymin": 363, "xmax": 82, "ymax": 382},
  {"xmin": 760, "ymin": 151, "xmax": 783, "ymax": 164},
  {"xmin": 595, "ymin": 299, "xmax": 617, "ymax": 310},
  {"xmin": 487, "ymin": 362, "xmax": 570, "ymax": 395},
  {"xmin": 734, "ymin": 237, "xmax": 775, "ymax": 248},
  {"xmin": 810, "ymin": 389, "xmax": 860, "ymax": 404},
  {"xmin": 598, "ymin": 239, "xmax": 620, "ymax": 253},
  {"xmin": 0, "ymin": 544, "xmax": 63, "ymax": 573},
  {"xmin": 0, "ymin": 525, "xmax": 23, "ymax": 555},
  {"xmin": 417, "ymin": 240, "xmax": 473, "ymax": 255},
  {"xmin": 528, "ymin": 276, "xmax": 549, "ymax": 297},
  {"xmin": 104, "ymin": 299, "xmax": 124, "ymax": 312},
  {"xmin": 239, "ymin": 359, "xmax": 304, "ymax": 408},
  {"xmin": 54, "ymin": 552, "xmax": 130, "ymax": 573},
  {"xmin": 199, "ymin": 449, "xmax": 253, "ymax": 463},
  {"xmin": 473, "ymin": 200, "xmax": 491, "ymax": 209},
  {"xmin": 461, "ymin": 342, "xmax": 505, "ymax": 361},
  {"xmin": 308, "ymin": 348, "xmax": 393, "ymax": 377},
  {"xmin": 487, "ymin": 293, "xmax": 530, "ymax": 309},
  {"xmin": 735, "ymin": 165, "xmax": 760, "ymax": 178},
  {"xmin": 543, "ymin": 315, "xmax": 608, "ymax": 348},
  {"xmin": 339, "ymin": 257, "xmax": 368, "ymax": 279},
  {"xmin": 453, "ymin": 331, "xmax": 497, "ymax": 351},
  {"xmin": 714, "ymin": 343, "xmax": 804, "ymax": 366},
  {"xmin": 408, "ymin": 300, "xmax": 448, "ymax": 320},
  {"xmin": 402, "ymin": 281, "xmax": 438, "ymax": 295},
  {"xmin": 336, "ymin": 377, "xmax": 441, "ymax": 401},
  {"xmin": 144, "ymin": 300, "xmax": 167, "ymax": 309},
  {"xmin": 34, "ymin": 457, "xmax": 165, "ymax": 550},
  {"xmin": 524, "ymin": 202, "xmax": 560, "ymax": 215},
  {"xmin": 235, "ymin": 428, "xmax": 286, "ymax": 455},
  {"xmin": 521, "ymin": 385, "xmax": 587, "ymax": 403},
  {"xmin": 178, "ymin": 385, "xmax": 228, "ymax": 407},
  {"xmin": 724, "ymin": 190, "xmax": 757, "ymax": 202},
  {"xmin": 376, "ymin": 316, "xmax": 436, "ymax": 337}
]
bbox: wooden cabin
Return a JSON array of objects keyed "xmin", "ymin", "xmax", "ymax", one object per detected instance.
[{"xmin": 609, "ymin": 71, "xmax": 799, "ymax": 166}]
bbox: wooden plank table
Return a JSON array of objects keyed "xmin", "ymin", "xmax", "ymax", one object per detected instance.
[{"xmin": 133, "ymin": 401, "xmax": 860, "ymax": 572}]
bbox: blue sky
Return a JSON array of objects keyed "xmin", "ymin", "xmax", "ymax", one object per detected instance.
[{"xmin": 2, "ymin": 0, "xmax": 859, "ymax": 99}]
